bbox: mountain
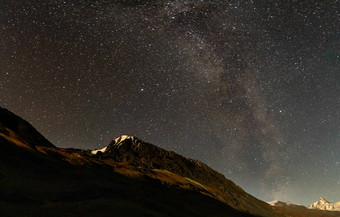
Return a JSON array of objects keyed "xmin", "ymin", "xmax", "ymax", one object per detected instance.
[
  {"xmin": 0, "ymin": 106, "xmax": 338, "ymax": 217},
  {"xmin": 268, "ymin": 200, "xmax": 340, "ymax": 217},
  {"xmin": 0, "ymin": 107, "xmax": 280, "ymax": 217},
  {"xmin": 92, "ymin": 135, "xmax": 279, "ymax": 217},
  {"xmin": 267, "ymin": 200, "xmax": 300, "ymax": 207},
  {"xmin": 309, "ymin": 198, "xmax": 340, "ymax": 211}
]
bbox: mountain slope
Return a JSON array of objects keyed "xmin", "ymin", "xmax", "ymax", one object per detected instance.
[
  {"xmin": 93, "ymin": 135, "xmax": 280, "ymax": 217},
  {"xmin": 0, "ymin": 107, "xmax": 54, "ymax": 149}
]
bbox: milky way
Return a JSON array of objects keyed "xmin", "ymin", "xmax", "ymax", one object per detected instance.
[{"xmin": 1, "ymin": 0, "xmax": 339, "ymax": 205}]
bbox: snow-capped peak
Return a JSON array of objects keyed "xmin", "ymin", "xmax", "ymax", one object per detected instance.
[
  {"xmin": 309, "ymin": 197, "xmax": 340, "ymax": 211},
  {"xmin": 267, "ymin": 200, "xmax": 279, "ymax": 206},
  {"xmin": 114, "ymin": 135, "xmax": 135, "ymax": 144},
  {"xmin": 91, "ymin": 135, "xmax": 136, "ymax": 154},
  {"xmin": 319, "ymin": 197, "xmax": 329, "ymax": 203},
  {"xmin": 267, "ymin": 200, "xmax": 295, "ymax": 207}
]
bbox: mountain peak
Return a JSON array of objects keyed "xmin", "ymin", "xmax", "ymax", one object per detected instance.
[
  {"xmin": 87, "ymin": 135, "xmax": 280, "ymax": 217},
  {"xmin": 267, "ymin": 200, "xmax": 297, "ymax": 208},
  {"xmin": 319, "ymin": 197, "xmax": 329, "ymax": 202},
  {"xmin": 309, "ymin": 197, "xmax": 340, "ymax": 211},
  {"xmin": 90, "ymin": 135, "xmax": 139, "ymax": 154},
  {"xmin": 111, "ymin": 135, "xmax": 141, "ymax": 148},
  {"xmin": 114, "ymin": 135, "xmax": 135, "ymax": 143},
  {"xmin": 267, "ymin": 200, "xmax": 279, "ymax": 206}
]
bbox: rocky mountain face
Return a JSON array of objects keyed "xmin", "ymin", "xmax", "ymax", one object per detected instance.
[{"xmin": 309, "ymin": 198, "xmax": 340, "ymax": 211}]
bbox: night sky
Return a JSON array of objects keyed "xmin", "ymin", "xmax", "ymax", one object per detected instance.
[{"xmin": 1, "ymin": 0, "xmax": 339, "ymax": 205}]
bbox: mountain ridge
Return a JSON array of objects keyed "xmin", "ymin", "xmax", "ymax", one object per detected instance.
[
  {"xmin": 91, "ymin": 134, "xmax": 277, "ymax": 215},
  {"xmin": 0, "ymin": 107, "xmax": 55, "ymax": 149},
  {"xmin": 1, "ymin": 106, "xmax": 339, "ymax": 217},
  {"xmin": 0, "ymin": 106, "xmax": 278, "ymax": 217}
]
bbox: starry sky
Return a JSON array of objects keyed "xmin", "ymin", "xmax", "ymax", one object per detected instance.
[{"xmin": 1, "ymin": 0, "xmax": 339, "ymax": 206}]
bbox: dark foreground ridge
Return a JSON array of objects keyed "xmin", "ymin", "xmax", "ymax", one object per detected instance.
[
  {"xmin": 0, "ymin": 107, "xmax": 55, "ymax": 148},
  {"xmin": 0, "ymin": 106, "xmax": 338, "ymax": 217}
]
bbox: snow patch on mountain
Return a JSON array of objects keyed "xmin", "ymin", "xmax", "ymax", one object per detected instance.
[
  {"xmin": 91, "ymin": 135, "xmax": 136, "ymax": 154},
  {"xmin": 267, "ymin": 200, "xmax": 297, "ymax": 207},
  {"xmin": 91, "ymin": 147, "xmax": 107, "ymax": 154},
  {"xmin": 114, "ymin": 135, "xmax": 135, "ymax": 144},
  {"xmin": 267, "ymin": 200, "xmax": 279, "ymax": 206}
]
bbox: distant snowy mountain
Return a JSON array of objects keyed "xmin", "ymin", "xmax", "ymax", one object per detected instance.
[
  {"xmin": 268, "ymin": 200, "xmax": 288, "ymax": 206},
  {"xmin": 268, "ymin": 199, "xmax": 340, "ymax": 217},
  {"xmin": 267, "ymin": 200, "xmax": 302, "ymax": 208},
  {"xmin": 309, "ymin": 197, "xmax": 340, "ymax": 211}
]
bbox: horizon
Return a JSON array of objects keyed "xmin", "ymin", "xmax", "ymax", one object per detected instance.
[{"xmin": 1, "ymin": 0, "xmax": 339, "ymax": 206}]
